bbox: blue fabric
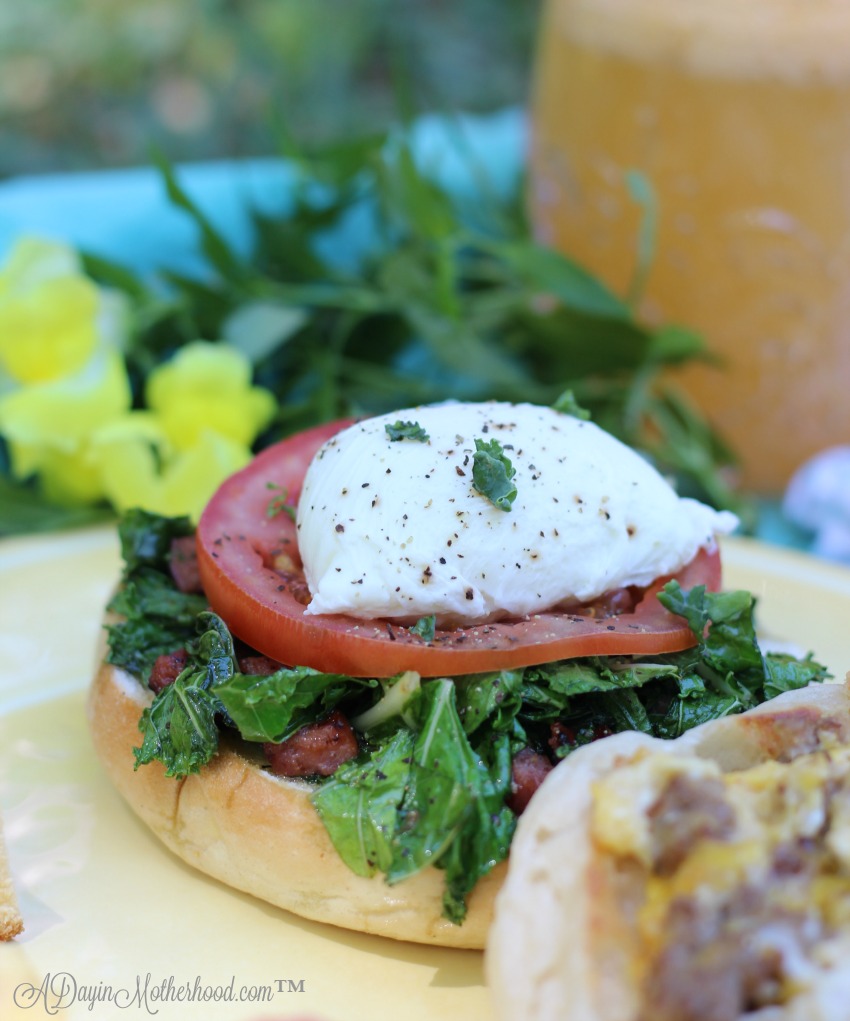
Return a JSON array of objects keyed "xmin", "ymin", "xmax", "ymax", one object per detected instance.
[{"xmin": 0, "ymin": 158, "xmax": 294, "ymax": 278}]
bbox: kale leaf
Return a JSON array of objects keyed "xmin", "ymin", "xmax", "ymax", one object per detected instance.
[
  {"xmin": 313, "ymin": 729, "xmax": 416, "ymax": 877},
  {"xmin": 134, "ymin": 672, "xmax": 222, "ymax": 778},
  {"xmin": 314, "ymin": 679, "xmax": 515, "ymax": 923},
  {"xmin": 215, "ymin": 667, "xmax": 375, "ymax": 743},
  {"xmin": 117, "ymin": 508, "xmax": 194, "ymax": 574},
  {"xmin": 133, "ymin": 611, "xmax": 237, "ymax": 777},
  {"xmin": 658, "ymin": 581, "xmax": 829, "ymax": 708},
  {"xmin": 764, "ymin": 653, "xmax": 830, "ymax": 700},
  {"xmin": 106, "ymin": 512, "xmax": 207, "ymax": 679}
]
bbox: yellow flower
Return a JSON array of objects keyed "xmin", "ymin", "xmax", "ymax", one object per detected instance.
[
  {"xmin": 92, "ymin": 418, "xmax": 255, "ymax": 522},
  {"xmin": 0, "ymin": 256, "xmax": 276, "ymax": 520},
  {"xmin": 0, "ymin": 349, "xmax": 132, "ymax": 504},
  {"xmin": 0, "ymin": 237, "xmax": 111, "ymax": 385},
  {"xmin": 90, "ymin": 342, "xmax": 277, "ymax": 521},
  {"xmin": 146, "ymin": 341, "xmax": 276, "ymax": 451}
]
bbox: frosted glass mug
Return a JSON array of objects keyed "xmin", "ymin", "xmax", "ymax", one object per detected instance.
[{"xmin": 530, "ymin": 0, "xmax": 850, "ymax": 493}]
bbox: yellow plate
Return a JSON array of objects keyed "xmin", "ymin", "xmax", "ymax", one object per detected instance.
[{"xmin": 1, "ymin": 527, "xmax": 849, "ymax": 1021}]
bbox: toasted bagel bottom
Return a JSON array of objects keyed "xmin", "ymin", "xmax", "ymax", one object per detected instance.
[{"xmin": 86, "ymin": 656, "xmax": 504, "ymax": 948}]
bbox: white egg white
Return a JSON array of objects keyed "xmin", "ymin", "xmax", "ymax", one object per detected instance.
[{"xmin": 296, "ymin": 401, "xmax": 738, "ymax": 625}]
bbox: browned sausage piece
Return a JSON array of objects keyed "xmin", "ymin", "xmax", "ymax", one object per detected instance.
[
  {"xmin": 238, "ymin": 655, "xmax": 285, "ymax": 676},
  {"xmin": 648, "ymin": 773, "xmax": 736, "ymax": 876},
  {"xmin": 149, "ymin": 649, "xmax": 189, "ymax": 693},
  {"xmin": 264, "ymin": 711, "xmax": 359, "ymax": 777},
  {"xmin": 506, "ymin": 748, "xmax": 554, "ymax": 815}
]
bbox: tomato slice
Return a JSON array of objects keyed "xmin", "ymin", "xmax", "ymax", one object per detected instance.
[{"xmin": 197, "ymin": 419, "xmax": 723, "ymax": 678}]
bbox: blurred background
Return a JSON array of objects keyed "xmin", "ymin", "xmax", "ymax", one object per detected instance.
[
  {"xmin": 3, "ymin": 0, "xmax": 849, "ymax": 555},
  {"xmin": 0, "ymin": 0, "xmax": 540, "ymax": 178}
]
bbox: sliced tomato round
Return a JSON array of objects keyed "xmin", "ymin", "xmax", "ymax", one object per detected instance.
[{"xmin": 197, "ymin": 419, "xmax": 723, "ymax": 678}]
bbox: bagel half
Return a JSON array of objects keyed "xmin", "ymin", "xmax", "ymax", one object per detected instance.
[
  {"xmin": 486, "ymin": 678, "xmax": 850, "ymax": 1020},
  {"xmin": 87, "ymin": 650, "xmax": 504, "ymax": 948}
]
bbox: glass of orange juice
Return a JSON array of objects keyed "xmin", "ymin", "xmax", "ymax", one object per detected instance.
[{"xmin": 530, "ymin": 0, "xmax": 850, "ymax": 494}]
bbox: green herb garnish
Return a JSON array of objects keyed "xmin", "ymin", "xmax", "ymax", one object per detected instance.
[
  {"xmin": 385, "ymin": 420, "xmax": 429, "ymax": 443},
  {"xmin": 265, "ymin": 481, "xmax": 296, "ymax": 521},
  {"xmin": 409, "ymin": 614, "xmax": 436, "ymax": 642},
  {"xmin": 472, "ymin": 437, "xmax": 517, "ymax": 511},
  {"xmin": 553, "ymin": 388, "xmax": 592, "ymax": 421}
]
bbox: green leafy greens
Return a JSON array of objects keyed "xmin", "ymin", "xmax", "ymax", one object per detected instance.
[
  {"xmin": 0, "ymin": 121, "xmax": 749, "ymax": 543},
  {"xmin": 134, "ymin": 611, "xmax": 236, "ymax": 777},
  {"xmin": 110, "ymin": 513, "xmax": 826, "ymax": 924},
  {"xmin": 106, "ymin": 510, "xmax": 207, "ymax": 679}
]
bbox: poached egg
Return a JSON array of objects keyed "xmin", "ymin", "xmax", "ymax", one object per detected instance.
[{"xmin": 296, "ymin": 401, "xmax": 737, "ymax": 625}]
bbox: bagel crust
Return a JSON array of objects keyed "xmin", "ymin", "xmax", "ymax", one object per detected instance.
[
  {"xmin": 87, "ymin": 652, "xmax": 504, "ymax": 948},
  {"xmin": 486, "ymin": 679, "xmax": 850, "ymax": 1021}
]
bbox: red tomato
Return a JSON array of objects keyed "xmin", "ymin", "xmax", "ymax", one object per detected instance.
[{"xmin": 197, "ymin": 419, "xmax": 723, "ymax": 678}]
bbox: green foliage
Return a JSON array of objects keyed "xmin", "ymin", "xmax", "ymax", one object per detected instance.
[{"xmin": 81, "ymin": 126, "xmax": 745, "ymax": 518}]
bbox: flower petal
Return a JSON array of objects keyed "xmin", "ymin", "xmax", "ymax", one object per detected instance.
[
  {"xmin": 0, "ymin": 349, "xmax": 132, "ymax": 457},
  {"xmin": 0, "ymin": 237, "xmax": 106, "ymax": 384},
  {"xmin": 93, "ymin": 420, "xmax": 253, "ymax": 522},
  {"xmin": 146, "ymin": 341, "xmax": 276, "ymax": 450},
  {"xmin": 0, "ymin": 275, "xmax": 101, "ymax": 385}
]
